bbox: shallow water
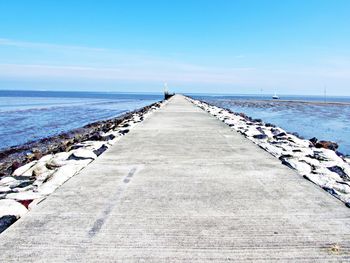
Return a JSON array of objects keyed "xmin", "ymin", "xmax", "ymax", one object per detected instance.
[
  {"xmin": 192, "ymin": 95, "xmax": 350, "ymax": 155},
  {"xmin": 0, "ymin": 90, "xmax": 162, "ymax": 150}
]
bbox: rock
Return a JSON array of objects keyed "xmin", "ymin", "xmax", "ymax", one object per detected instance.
[
  {"xmin": 273, "ymin": 132, "xmax": 287, "ymax": 139},
  {"xmin": 0, "ymin": 199, "xmax": 28, "ymax": 218},
  {"xmin": 33, "ymin": 150, "xmax": 42, "ymax": 160},
  {"xmin": 322, "ymin": 186, "xmax": 338, "ymax": 196},
  {"xmin": 0, "ymin": 177, "xmax": 21, "ymax": 188},
  {"xmin": 271, "ymin": 128, "xmax": 282, "ymax": 136},
  {"xmin": 32, "ymin": 162, "xmax": 52, "ymax": 177},
  {"xmin": 331, "ymin": 183, "xmax": 350, "ymax": 194},
  {"xmin": 11, "ymin": 161, "xmax": 21, "ymax": 173},
  {"xmin": 6, "ymin": 191, "xmax": 42, "ymax": 201},
  {"xmin": 328, "ymin": 166, "xmax": 349, "ymax": 180},
  {"xmin": 291, "ymin": 132, "xmax": 303, "ymax": 139},
  {"xmin": 253, "ymin": 134, "xmax": 268, "ymax": 140},
  {"xmin": 315, "ymin": 141, "xmax": 339, "ymax": 151},
  {"xmin": 119, "ymin": 129, "xmax": 130, "ymax": 135},
  {"xmin": 12, "ymin": 161, "xmax": 37, "ymax": 176},
  {"xmin": 224, "ymin": 119, "xmax": 236, "ymax": 126},
  {"xmin": 258, "ymin": 143, "xmax": 283, "ymax": 157},
  {"xmin": 13, "ymin": 180, "xmax": 33, "ymax": 189},
  {"xmin": 0, "ymin": 186, "xmax": 12, "ymax": 194},
  {"xmin": 0, "ymin": 215, "xmax": 17, "ymax": 234},
  {"xmin": 299, "ymin": 157, "xmax": 321, "ymax": 167},
  {"xmin": 37, "ymin": 162, "xmax": 88, "ymax": 196},
  {"xmin": 279, "ymin": 156, "xmax": 312, "ymax": 174},
  {"xmin": 265, "ymin": 123, "xmax": 276, "ymax": 128},
  {"xmin": 309, "ymin": 137, "xmax": 318, "ymax": 145},
  {"xmin": 68, "ymin": 149, "xmax": 97, "ymax": 160},
  {"xmin": 46, "ymin": 152, "xmax": 71, "ymax": 169},
  {"xmin": 310, "ymin": 149, "xmax": 339, "ymax": 162},
  {"xmin": 38, "ymin": 154, "xmax": 54, "ymax": 163},
  {"xmin": 93, "ymin": 144, "xmax": 108, "ymax": 156}
]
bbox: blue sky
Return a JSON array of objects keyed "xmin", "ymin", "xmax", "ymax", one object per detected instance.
[{"xmin": 0, "ymin": 0, "xmax": 349, "ymax": 95}]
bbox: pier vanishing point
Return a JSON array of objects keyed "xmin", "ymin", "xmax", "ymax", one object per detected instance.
[{"xmin": 1, "ymin": 95, "xmax": 350, "ymax": 262}]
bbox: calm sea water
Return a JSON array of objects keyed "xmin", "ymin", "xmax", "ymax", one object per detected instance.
[
  {"xmin": 0, "ymin": 90, "xmax": 162, "ymax": 150},
  {"xmin": 190, "ymin": 94, "xmax": 350, "ymax": 155}
]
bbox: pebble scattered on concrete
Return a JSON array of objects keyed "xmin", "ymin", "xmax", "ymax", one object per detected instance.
[{"xmin": 188, "ymin": 97, "xmax": 350, "ymax": 207}]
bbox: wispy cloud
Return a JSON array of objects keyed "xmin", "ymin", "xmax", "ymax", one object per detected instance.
[
  {"xmin": 0, "ymin": 38, "xmax": 255, "ymax": 84},
  {"xmin": 0, "ymin": 63, "xmax": 257, "ymax": 84},
  {"xmin": 0, "ymin": 38, "xmax": 106, "ymax": 52},
  {"xmin": 1, "ymin": 38, "xmax": 350, "ymax": 94}
]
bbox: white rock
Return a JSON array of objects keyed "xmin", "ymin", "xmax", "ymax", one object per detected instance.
[
  {"xmin": 330, "ymin": 183, "xmax": 350, "ymax": 194},
  {"xmin": 37, "ymin": 162, "xmax": 88, "ymax": 196},
  {"xmin": 299, "ymin": 157, "xmax": 321, "ymax": 167},
  {"xmin": 258, "ymin": 143, "xmax": 283, "ymax": 157},
  {"xmin": 282, "ymin": 158, "xmax": 312, "ymax": 174},
  {"xmin": 0, "ymin": 199, "xmax": 28, "ymax": 218},
  {"xmin": 313, "ymin": 167, "xmax": 343, "ymax": 181},
  {"xmin": 0, "ymin": 177, "xmax": 21, "ymax": 188},
  {"xmin": 12, "ymin": 161, "xmax": 37, "ymax": 176},
  {"xmin": 6, "ymin": 191, "xmax": 42, "ymax": 201},
  {"xmin": 46, "ymin": 152, "xmax": 72, "ymax": 169},
  {"xmin": 70, "ymin": 148, "xmax": 97, "ymax": 160},
  {"xmin": 312, "ymin": 149, "xmax": 340, "ymax": 162},
  {"xmin": 304, "ymin": 173, "xmax": 329, "ymax": 187},
  {"xmin": 0, "ymin": 186, "xmax": 12, "ymax": 194},
  {"xmin": 12, "ymin": 185, "xmax": 34, "ymax": 193},
  {"xmin": 288, "ymin": 135, "xmax": 311, "ymax": 148},
  {"xmin": 22, "ymin": 161, "xmax": 51, "ymax": 177},
  {"xmin": 38, "ymin": 154, "xmax": 54, "ymax": 163}
]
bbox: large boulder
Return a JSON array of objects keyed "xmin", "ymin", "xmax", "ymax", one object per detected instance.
[
  {"xmin": 69, "ymin": 149, "xmax": 97, "ymax": 160},
  {"xmin": 0, "ymin": 199, "xmax": 28, "ymax": 218},
  {"xmin": 12, "ymin": 161, "xmax": 37, "ymax": 177}
]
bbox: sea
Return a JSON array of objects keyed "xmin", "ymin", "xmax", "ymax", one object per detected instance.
[
  {"xmin": 1, "ymin": 90, "xmax": 350, "ymax": 156},
  {"xmin": 0, "ymin": 90, "xmax": 162, "ymax": 151},
  {"xmin": 190, "ymin": 94, "xmax": 350, "ymax": 155}
]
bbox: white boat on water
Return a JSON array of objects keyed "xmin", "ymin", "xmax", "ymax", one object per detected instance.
[{"xmin": 272, "ymin": 92, "xmax": 280, "ymax": 99}]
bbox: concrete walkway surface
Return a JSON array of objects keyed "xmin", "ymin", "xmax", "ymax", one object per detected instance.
[{"xmin": 0, "ymin": 95, "xmax": 349, "ymax": 262}]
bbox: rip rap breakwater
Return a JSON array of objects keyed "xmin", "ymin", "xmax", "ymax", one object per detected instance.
[
  {"xmin": 0, "ymin": 100, "xmax": 165, "ymax": 234},
  {"xmin": 188, "ymin": 97, "xmax": 350, "ymax": 208}
]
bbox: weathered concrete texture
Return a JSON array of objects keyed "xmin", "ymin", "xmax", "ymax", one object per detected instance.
[{"xmin": 0, "ymin": 95, "xmax": 350, "ymax": 262}]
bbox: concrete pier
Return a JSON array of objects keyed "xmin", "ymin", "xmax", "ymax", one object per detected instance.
[{"xmin": 1, "ymin": 95, "xmax": 350, "ymax": 262}]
